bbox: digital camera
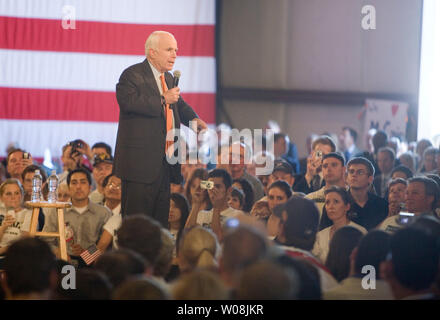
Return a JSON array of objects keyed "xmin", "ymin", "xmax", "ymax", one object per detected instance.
[
  {"xmin": 69, "ymin": 139, "xmax": 85, "ymax": 157},
  {"xmin": 200, "ymin": 180, "xmax": 214, "ymax": 190}
]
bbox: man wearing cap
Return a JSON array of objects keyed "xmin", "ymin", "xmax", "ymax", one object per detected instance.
[
  {"xmin": 272, "ymin": 196, "xmax": 338, "ymax": 292},
  {"xmin": 306, "ymin": 152, "xmax": 347, "ymax": 217},
  {"xmin": 89, "ymin": 154, "xmax": 113, "ymax": 205},
  {"xmin": 268, "ymin": 159, "xmax": 295, "ymax": 188}
]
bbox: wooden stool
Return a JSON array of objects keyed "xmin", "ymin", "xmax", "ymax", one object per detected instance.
[{"xmin": 26, "ymin": 201, "xmax": 72, "ymax": 261}]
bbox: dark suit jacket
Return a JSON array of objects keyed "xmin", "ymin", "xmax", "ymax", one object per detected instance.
[{"xmin": 114, "ymin": 59, "xmax": 198, "ymax": 184}]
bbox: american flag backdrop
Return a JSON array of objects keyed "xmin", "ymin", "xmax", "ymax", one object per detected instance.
[{"xmin": 0, "ymin": 0, "xmax": 216, "ymax": 161}]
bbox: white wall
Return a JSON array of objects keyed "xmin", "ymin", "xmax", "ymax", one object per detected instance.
[{"xmin": 219, "ymin": 0, "xmax": 422, "ymax": 157}]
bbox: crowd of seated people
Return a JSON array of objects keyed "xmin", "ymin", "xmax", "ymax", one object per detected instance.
[{"xmin": 0, "ymin": 126, "xmax": 439, "ymax": 300}]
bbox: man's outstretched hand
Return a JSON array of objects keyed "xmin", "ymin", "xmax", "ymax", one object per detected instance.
[{"xmin": 192, "ymin": 118, "xmax": 208, "ymax": 134}]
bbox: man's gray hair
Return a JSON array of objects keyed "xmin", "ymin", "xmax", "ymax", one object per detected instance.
[{"xmin": 145, "ymin": 31, "xmax": 175, "ymax": 57}]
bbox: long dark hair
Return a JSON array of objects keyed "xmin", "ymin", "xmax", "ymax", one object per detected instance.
[
  {"xmin": 170, "ymin": 193, "xmax": 190, "ymax": 244},
  {"xmin": 233, "ymin": 178, "xmax": 254, "ymax": 212},
  {"xmin": 184, "ymin": 168, "xmax": 211, "ymax": 208},
  {"xmin": 325, "ymin": 226, "xmax": 363, "ymax": 282}
]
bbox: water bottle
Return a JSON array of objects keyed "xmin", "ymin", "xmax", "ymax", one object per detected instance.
[
  {"xmin": 31, "ymin": 170, "xmax": 43, "ymax": 202},
  {"xmin": 47, "ymin": 170, "xmax": 59, "ymax": 203}
]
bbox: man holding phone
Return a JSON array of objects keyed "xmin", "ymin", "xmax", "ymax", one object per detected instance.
[
  {"xmin": 293, "ymin": 136, "xmax": 337, "ymax": 194},
  {"xmin": 6, "ymin": 148, "xmax": 33, "ymax": 184}
]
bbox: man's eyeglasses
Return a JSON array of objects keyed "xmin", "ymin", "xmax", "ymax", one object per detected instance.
[{"xmin": 347, "ymin": 169, "xmax": 368, "ymax": 176}]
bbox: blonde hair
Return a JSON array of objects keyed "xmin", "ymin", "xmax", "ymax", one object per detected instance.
[
  {"xmin": 178, "ymin": 226, "xmax": 219, "ymax": 273},
  {"xmin": 145, "ymin": 31, "xmax": 175, "ymax": 57},
  {"xmin": 0, "ymin": 178, "xmax": 24, "ymax": 197},
  {"xmin": 172, "ymin": 269, "xmax": 229, "ymax": 300}
]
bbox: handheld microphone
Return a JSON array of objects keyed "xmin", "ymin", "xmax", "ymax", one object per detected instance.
[{"xmin": 173, "ymin": 70, "xmax": 181, "ymax": 88}]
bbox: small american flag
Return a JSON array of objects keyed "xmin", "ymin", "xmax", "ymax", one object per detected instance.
[{"xmin": 80, "ymin": 244, "xmax": 102, "ymax": 265}]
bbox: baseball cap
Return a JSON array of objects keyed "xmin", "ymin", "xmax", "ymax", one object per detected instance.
[
  {"xmin": 273, "ymin": 196, "xmax": 319, "ymax": 250},
  {"xmin": 273, "ymin": 159, "xmax": 293, "ymax": 175},
  {"xmin": 93, "ymin": 153, "xmax": 113, "ymax": 167}
]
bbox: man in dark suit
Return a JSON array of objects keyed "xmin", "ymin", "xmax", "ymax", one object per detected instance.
[{"xmin": 114, "ymin": 31, "xmax": 207, "ymax": 227}]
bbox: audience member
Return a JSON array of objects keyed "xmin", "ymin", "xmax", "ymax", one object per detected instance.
[
  {"xmin": 312, "ymin": 187, "xmax": 366, "ymax": 263},
  {"xmin": 0, "ymin": 179, "xmax": 33, "ymax": 255},
  {"xmin": 95, "ymin": 174, "xmax": 123, "ymax": 252},
  {"xmin": 185, "ymin": 169, "xmax": 242, "ymax": 241},
  {"xmin": 325, "ymin": 230, "xmax": 393, "ymax": 299},
  {"xmin": 272, "ymin": 196, "xmax": 338, "ymax": 291},
  {"xmin": 21, "ymin": 164, "xmax": 48, "ymax": 202},
  {"xmin": 419, "ymin": 146, "xmax": 439, "ymax": 174},
  {"xmin": 306, "ymin": 152, "xmax": 346, "ymax": 216},
  {"xmin": 94, "ymin": 248, "xmax": 146, "ymax": 288},
  {"xmin": 273, "ymin": 133, "xmax": 300, "ymax": 174},
  {"xmin": 219, "ymin": 225, "xmax": 268, "ymax": 294},
  {"xmin": 379, "ymin": 178, "xmax": 408, "ymax": 233},
  {"xmin": 299, "ymin": 133, "xmax": 318, "ymax": 174},
  {"xmin": 342, "ymin": 157, "xmax": 387, "ymax": 230},
  {"xmin": 324, "ymin": 226, "xmax": 363, "ymax": 283},
  {"xmin": 6, "ymin": 148, "xmax": 33, "ymax": 184},
  {"xmin": 268, "ymin": 159, "xmax": 295, "ymax": 188},
  {"xmin": 2, "ymin": 238, "xmax": 57, "ymax": 300},
  {"xmin": 339, "ymin": 127, "xmax": 361, "ymax": 161},
  {"xmin": 236, "ymin": 259, "xmax": 300, "ymax": 300},
  {"xmin": 113, "ymin": 276, "xmax": 169, "ymax": 300},
  {"xmin": 227, "ymin": 142, "xmax": 265, "ymax": 201},
  {"xmin": 89, "ymin": 154, "xmax": 114, "ymax": 205},
  {"xmin": 381, "ymin": 227, "xmax": 439, "ymax": 300},
  {"xmin": 172, "ymin": 269, "xmax": 229, "ymax": 300},
  {"xmin": 390, "ymin": 165, "xmax": 413, "ymax": 180},
  {"xmin": 415, "ymin": 139, "xmax": 432, "ymax": 171},
  {"xmin": 154, "ymin": 229, "xmax": 175, "ymax": 285},
  {"xmin": 177, "ymin": 226, "xmax": 219, "ymax": 274},
  {"xmin": 405, "ymin": 176, "xmax": 439, "ymax": 216},
  {"xmin": 293, "ymin": 135, "xmax": 336, "ymax": 194},
  {"xmin": 264, "ymin": 180, "xmax": 292, "ymax": 239},
  {"xmin": 43, "ymin": 168, "xmax": 111, "ymax": 264},
  {"xmin": 60, "ymin": 269, "xmax": 112, "ymax": 300},
  {"xmin": 91, "ymin": 142, "xmax": 112, "ymax": 159},
  {"xmin": 232, "ymin": 178, "xmax": 254, "ymax": 213},
  {"xmin": 56, "ymin": 182, "xmax": 71, "ymax": 202},
  {"xmin": 116, "ymin": 215, "xmax": 162, "ymax": 274},
  {"xmin": 398, "ymin": 152, "xmax": 416, "ymax": 174},
  {"xmin": 227, "ymin": 187, "xmax": 245, "ymax": 211},
  {"xmin": 274, "ymin": 254, "xmax": 322, "ymax": 300},
  {"xmin": 168, "ymin": 193, "xmax": 190, "ymax": 258},
  {"xmin": 184, "ymin": 168, "xmax": 211, "ymax": 211},
  {"xmin": 373, "ymin": 147, "xmax": 396, "ymax": 198}
]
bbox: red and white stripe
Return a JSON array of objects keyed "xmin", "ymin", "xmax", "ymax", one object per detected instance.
[{"xmin": 0, "ymin": 0, "xmax": 216, "ymax": 159}]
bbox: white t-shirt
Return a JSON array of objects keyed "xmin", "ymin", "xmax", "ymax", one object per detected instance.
[
  {"xmin": 196, "ymin": 207, "xmax": 242, "ymax": 230},
  {"xmin": 105, "ymin": 203, "xmax": 121, "ymax": 216},
  {"xmin": 72, "ymin": 205, "xmax": 88, "ymax": 215},
  {"xmin": 0, "ymin": 208, "xmax": 33, "ymax": 248},
  {"xmin": 103, "ymin": 213, "xmax": 122, "ymax": 249},
  {"xmin": 312, "ymin": 221, "xmax": 367, "ymax": 264}
]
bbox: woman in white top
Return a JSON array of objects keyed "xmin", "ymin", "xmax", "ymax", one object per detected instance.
[
  {"xmin": 0, "ymin": 179, "xmax": 32, "ymax": 255},
  {"xmin": 312, "ymin": 186, "xmax": 367, "ymax": 263}
]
